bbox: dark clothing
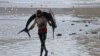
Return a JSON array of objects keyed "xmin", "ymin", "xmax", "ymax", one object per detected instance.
[
  {"xmin": 38, "ymin": 32, "xmax": 48, "ymax": 56},
  {"xmin": 38, "ymin": 32, "xmax": 47, "ymax": 43}
]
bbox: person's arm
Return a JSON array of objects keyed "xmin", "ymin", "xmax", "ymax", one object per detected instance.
[
  {"xmin": 47, "ymin": 20, "xmax": 52, "ymax": 26},
  {"xmin": 29, "ymin": 19, "xmax": 36, "ymax": 30}
]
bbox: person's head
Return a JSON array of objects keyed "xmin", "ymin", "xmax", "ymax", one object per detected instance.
[{"xmin": 36, "ymin": 10, "xmax": 42, "ymax": 17}]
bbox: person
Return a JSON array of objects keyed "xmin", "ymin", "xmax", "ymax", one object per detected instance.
[
  {"xmin": 28, "ymin": 10, "xmax": 57, "ymax": 56},
  {"xmin": 18, "ymin": 9, "xmax": 57, "ymax": 56}
]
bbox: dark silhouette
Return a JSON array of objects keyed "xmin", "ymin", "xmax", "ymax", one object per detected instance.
[{"xmin": 18, "ymin": 9, "xmax": 57, "ymax": 56}]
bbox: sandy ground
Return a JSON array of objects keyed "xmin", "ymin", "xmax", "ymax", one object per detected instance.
[{"xmin": 0, "ymin": 14, "xmax": 100, "ymax": 56}]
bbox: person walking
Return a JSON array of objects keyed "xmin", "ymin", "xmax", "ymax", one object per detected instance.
[{"xmin": 18, "ymin": 9, "xmax": 57, "ymax": 56}]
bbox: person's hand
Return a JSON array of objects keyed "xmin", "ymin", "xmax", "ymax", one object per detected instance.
[
  {"xmin": 50, "ymin": 23, "xmax": 57, "ymax": 28},
  {"xmin": 18, "ymin": 28, "xmax": 29, "ymax": 34},
  {"xmin": 24, "ymin": 28, "xmax": 29, "ymax": 32},
  {"xmin": 53, "ymin": 24, "xmax": 57, "ymax": 28}
]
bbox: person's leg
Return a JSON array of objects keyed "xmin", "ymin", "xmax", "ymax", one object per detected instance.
[
  {"xmin": 40, "ymin": 44, "xmax": 44, "ymax": 56},
  {"xmin": 39, "ymin": 33, "xmax": 43, "ymax": 56},
  {"xmin": 43, "ymin": 34, "xmax": 47, "ymax": 51},
  {"xmin": 42, "ymin": 33, "xmax": 48, "ymax": 56},
  {"xmin": 39, "ymin": 32, "xmax": 48, "ymax": 56}
]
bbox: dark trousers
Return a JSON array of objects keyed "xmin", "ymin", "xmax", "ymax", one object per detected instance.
[{"xmin": 38, "ymin": 32, "xmax": 48, "ymax": 56}]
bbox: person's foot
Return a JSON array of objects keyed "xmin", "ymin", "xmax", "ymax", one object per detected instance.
[{"xmin": 45, "ymin": 50, "xmax": 48, "ymax": 56}]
